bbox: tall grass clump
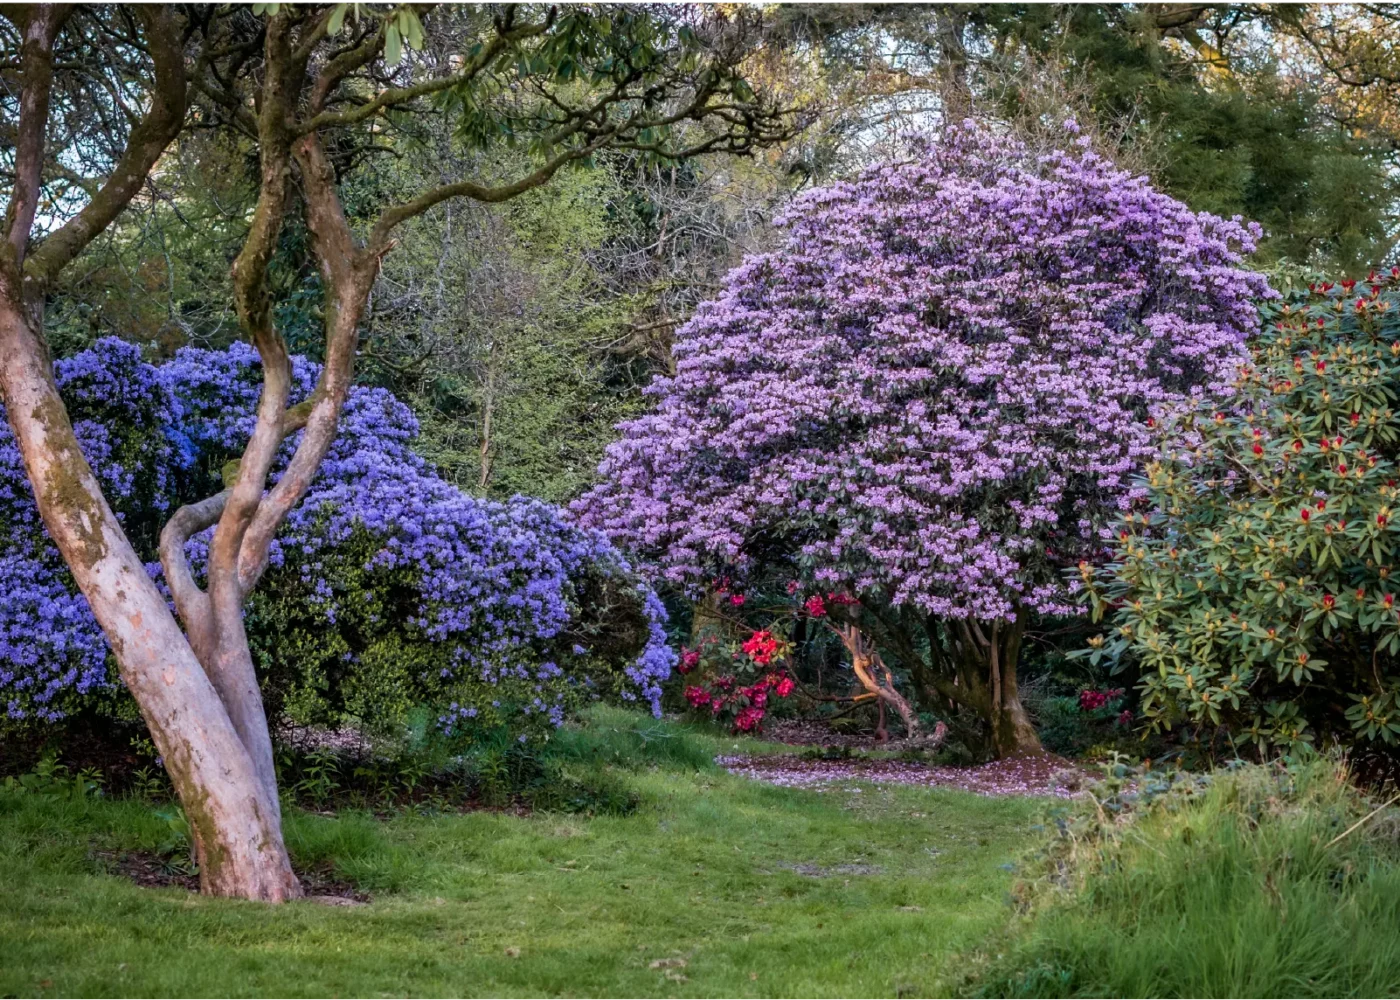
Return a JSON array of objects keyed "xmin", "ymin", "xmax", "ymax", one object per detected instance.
[{"xmin": 967, "ymin": 756, "xmax": 1400, "ymax": 998}]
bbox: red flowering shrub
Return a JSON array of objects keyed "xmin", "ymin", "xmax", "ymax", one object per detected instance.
[
  {"xmin": 741, "ymin": 629, "xmax": 780, "ymax": 665},
  {"xmin": 1079, "ymin": 687, "xmax": 1125, "ymax": 712},
  {"xmin": 681, "ymin": 625, "xmax": 795, "ymax": 733},
  {"xmin": 671, "ymin": 583, "xmax": 853, "ymax": 733}
]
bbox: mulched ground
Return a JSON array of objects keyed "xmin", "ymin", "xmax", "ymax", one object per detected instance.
[
  {"xmin": 91, "ymin": 849, "xmax": 370, "ymax": 904},
  {"xmin": 762, "ymin": 717, "xmax": 918, "ymax": 750},
  {"xmin": 717, "ymin": 750, "xmax": 1086, "ymax": 798}
]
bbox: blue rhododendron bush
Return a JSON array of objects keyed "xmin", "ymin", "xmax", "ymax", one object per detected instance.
[{"xmin": 0, "ymin": 339, "xmax": 672, "ymax": 738}]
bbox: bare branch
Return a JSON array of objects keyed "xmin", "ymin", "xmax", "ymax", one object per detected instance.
[
  {"xmin": 23, "ymin": 6, "xmax": 187, "ymax": 286},
  {"xmin": 297, "ymin": 12, "xmax": 554, "ymax": 134},
  {"xmin": 2, "ymin": 5, "xmax": 69, "ymax": 262}
]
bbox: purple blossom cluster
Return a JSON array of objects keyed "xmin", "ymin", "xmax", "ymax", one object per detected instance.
[
  {"xmin": 0, "ymin": 551, "xmax": 108, "ymax": 721},
  {"xmin": 2, "ymin": 340, "xmax": 185, "ymax": 553},
  {"xmin": 1, "ymin": 340, "xmax": 673, "ymax": 728},
  {"xmin": 575, "ymin": 121, "xmax": 1273, "ymax": 623}
]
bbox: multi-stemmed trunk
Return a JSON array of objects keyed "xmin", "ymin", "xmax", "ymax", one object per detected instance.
[
  {"xmin": 0, "ymin": 6, "xmax": 377, "ymax": 901},
  {"xmin": 0, "ymin": 280, "xmax": 302, "ymax": 901},
  {"xmin": 870, "ymin": 607, "xmax": 1043, "ymax": 758},
  {"xmin": 0, "ymin": 5, "xmax": 300, "ymax": 900},
  {"xmin": 928, "ymin": 615, "xmax": 1041, "ymax": 758}
]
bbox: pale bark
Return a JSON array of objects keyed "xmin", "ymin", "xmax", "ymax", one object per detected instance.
[
  {"xmin": 0, "ymin": 293, "xmax": 299, "ymax": 901},
  {"xmin": 832, "ymin": 623, "xmax": 923, "ymax": 739},
  {"xmin": 0, "ymin": 4, "xmax": 301, "ymax": 901},
  {"xmin": 4, "ymin": 3, "xmax": 792, "ymax": 903}
]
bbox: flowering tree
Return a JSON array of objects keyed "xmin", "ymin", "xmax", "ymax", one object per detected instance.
[
  {"xmin": 0, "ymin": 4, "xmax": 787, "ymax": 900},
  {"xmin": 1, "ymin": 337, "xmax": 672, "ymax": 740},
  {"xmin": 577, "ymin": 121, "xmax": 1271, "ymax": 757}
]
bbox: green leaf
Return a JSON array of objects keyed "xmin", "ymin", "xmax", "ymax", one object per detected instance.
[
  {"xmin": 385, "ymin": 22, "xmax": 402, "ymax": 66},
  {"xmin": 401, "ymin": 9, "xmax": 424, "ymax": 50},
  {"xmin": 328, "ymin": 3, "xmax": 347, "ymax": 35}
]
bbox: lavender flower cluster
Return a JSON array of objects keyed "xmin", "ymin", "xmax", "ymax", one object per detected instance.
[
  {"xmin": 575, "ymin": 121, "xmax": 1273, "ymax": 623},
  {"xmin": 1, "ymin": 340, "xmax": 673, "ymax": 728}
]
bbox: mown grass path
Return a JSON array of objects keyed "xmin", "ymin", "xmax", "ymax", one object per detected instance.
[{"xmin": 0, "ymin": 735, "xmax": 1037, "ymax": 998}]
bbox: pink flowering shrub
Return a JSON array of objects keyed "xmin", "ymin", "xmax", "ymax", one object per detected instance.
[{"xmin": 576, "ymin": 120, "xmax": 1270, "ymax": 756}]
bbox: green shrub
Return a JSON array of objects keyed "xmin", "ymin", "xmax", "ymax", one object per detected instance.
[
  {"xmin": 966, "ymin": 756, "xmax": 1400, "ymax": 998},
  {"xmin": 1079, "ymin": 271, "xmax": 1400, "ymax": 751},
  {"xmin": 1031, "ymin": 694, "xmax": 1131, "ymax": 758}
]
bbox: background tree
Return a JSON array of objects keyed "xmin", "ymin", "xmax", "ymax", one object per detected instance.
[
  {"xmin": 576, "ymin": 121, "xmax": 1270, "ymax": 757},
  {"xmin": 1, "ymin": 2, "xmax": 791, "ymax": 901},
  {"xmin": 765, "ymin": 4, "xmax": 1400, "ymax": 271}
]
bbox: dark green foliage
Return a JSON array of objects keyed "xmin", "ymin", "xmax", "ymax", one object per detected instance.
[
  {"xmin": 1079, "ymin": 272, "xmax": 1400, "ymax": 752},
  {"xmin": 973, "ymin": 5, "xmax": 1397, "ymax": 270},
  {"xmin": 1030, "ymin": 696, "xmax": 1128, "ymax": 760}
]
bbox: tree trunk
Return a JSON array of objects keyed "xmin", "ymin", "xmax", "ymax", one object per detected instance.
[
  {"xmin": 989, "ymin": 656, "xmax": 1042, "ymax": 757},
  {"xmin": 0, "ymin": 290, "xmax": 301, "ymax": 902},
  {"xmin": 896, "ymin": 611, "xmax": 1043, "ymax": 759}
]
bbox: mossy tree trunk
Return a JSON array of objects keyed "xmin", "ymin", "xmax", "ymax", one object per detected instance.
[{"xmin": 0, "ymin": 5, "xmax": 302, "ymax": 902}]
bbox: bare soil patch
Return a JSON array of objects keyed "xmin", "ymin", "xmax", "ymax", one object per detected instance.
[{"xmin": 92, "ymin": 849, "xmax": 370, "ymax": 902}]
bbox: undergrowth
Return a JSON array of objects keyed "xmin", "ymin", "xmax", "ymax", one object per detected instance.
[{"xmin": 964, "ymin": 755, "xmax": 1400, "ymax": 998}]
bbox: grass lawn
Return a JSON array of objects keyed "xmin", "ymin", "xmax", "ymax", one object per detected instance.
[{"xmin": 0, "ymin": 713, "xmax": 1037, "ymax": 998}]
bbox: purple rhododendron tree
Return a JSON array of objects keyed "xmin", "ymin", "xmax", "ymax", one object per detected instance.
[{"xmin": 576, "ymin": 121, "xmax": 1272, "ymax": 757}]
